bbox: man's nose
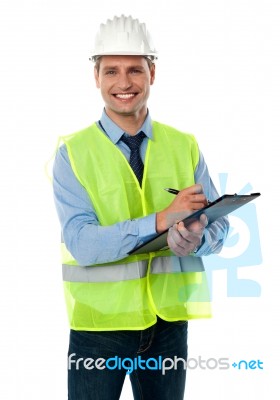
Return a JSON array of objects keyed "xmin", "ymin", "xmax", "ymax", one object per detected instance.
[{"xmin": 117, "ymin": 73, "xmax": 132, "ymax": 90}]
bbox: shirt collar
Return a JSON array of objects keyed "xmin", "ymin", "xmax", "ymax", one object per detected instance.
[{"xmin": 98, "ymin": 108, "xmax": 153, "ymax": 144}]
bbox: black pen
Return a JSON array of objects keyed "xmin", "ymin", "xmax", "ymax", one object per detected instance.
[
  {"xmin": 164, "ymin": 188, "xmax": 180, "ymax": 195},
  {"xmin": 164, "ymin": 187, "xmax": 212, "ymax": 204}
]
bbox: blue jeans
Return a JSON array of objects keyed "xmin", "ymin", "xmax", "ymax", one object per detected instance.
[{"xmin": 68, "ymin": 318, "xmax": 188, "ymax": 400}]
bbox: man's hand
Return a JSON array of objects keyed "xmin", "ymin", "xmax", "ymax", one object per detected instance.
[
  {"xmin": 167, "ymin": 214, "xmax": 208, "ymax": 257},
  {"xmin": 156, "ymin": 184, "xmax": 208, "ymax": 233}
]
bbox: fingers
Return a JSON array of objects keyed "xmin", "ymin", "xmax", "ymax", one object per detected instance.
[
  {"xmin": 167, "ymin": 222, "xmax": 203, "ymax": 257},
  {"xmin": 167, "ymin": 227, "xmax": 190, "ymax": 257},
  {"xmin": 199, "ymin": 214, "xmax": 208, "ymax": 228},
  {"xmin": 182, "ymin": 183, "xmax": 203, "ymax": 194},
  {"xmin": 177, "ymin": 222, "xmax": 203, "ymax": 246},
  {"xmin": 184, "ymin": 214, "xmax": 208, "ymax": 235},
  {"xmin": 156, "ymin": 184, "xmax": 208, "ymax": 233},
  {"xmin": 167, "ymin": 212, "xmax": 208, "ymax": 256},
  {"xmin": 177, "ymin": 184, "xmax": 208, "ymax": 210}
]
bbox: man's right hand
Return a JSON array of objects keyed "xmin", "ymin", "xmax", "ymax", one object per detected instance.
[{"xmin": 156, "ymin": 184, "xmax": 208, "ymax": 233}]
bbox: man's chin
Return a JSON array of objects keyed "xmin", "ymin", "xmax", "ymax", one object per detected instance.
[{"xmin": 108, "ymin": 106, "xmax": 143, "ymax": 118}]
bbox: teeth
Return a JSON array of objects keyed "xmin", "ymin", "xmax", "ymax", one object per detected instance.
[{"xmin": 115, "ymin": 94, "xmax": 135, "ymax": 99}]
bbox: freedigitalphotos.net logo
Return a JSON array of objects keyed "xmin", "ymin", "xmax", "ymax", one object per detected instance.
[{"xmin": 68, "ymin": 354, "xmax": 264, "ymax": 375}]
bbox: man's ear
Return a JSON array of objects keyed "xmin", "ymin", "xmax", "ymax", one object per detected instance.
[
  {"xmin": 94, "ymin": 68, "xmax": 100, "ymax": 88},
  {"xmin": 150, "ymin": 63, "xmax": 156, "ymax": 85}
]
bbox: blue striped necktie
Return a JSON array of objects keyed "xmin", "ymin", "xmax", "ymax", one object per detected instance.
[{"xmin": 121, "ymin": 131, "xmax": 146, "ymax": 185}]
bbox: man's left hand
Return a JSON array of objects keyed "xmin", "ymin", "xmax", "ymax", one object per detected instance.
[{"xmin": 167, "ymin": 214, "xmax": 208, "ymax": 257}]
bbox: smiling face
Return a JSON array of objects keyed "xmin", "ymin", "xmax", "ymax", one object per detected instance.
[{"xmin": 94, "ymin": 55, "xmax": 155, "ymax": 126}]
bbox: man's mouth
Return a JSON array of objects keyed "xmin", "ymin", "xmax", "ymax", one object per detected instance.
[{"xmin": 113, "ymin": 93, "xmax": 137, "ymax": 99}]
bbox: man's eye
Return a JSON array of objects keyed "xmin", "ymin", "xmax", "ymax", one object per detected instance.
[
  {"xmin": 105, "ymin": 71, "xmax": 116, "ymax": 75},
  {"xmin": 131, "ymin": 69, "xmax": 141, "ymax": 74}
]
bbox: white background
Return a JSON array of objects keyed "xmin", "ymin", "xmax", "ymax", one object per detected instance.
[{"xmin": 0, "ymin": 0, "xmax": 279, "ymax": 398}]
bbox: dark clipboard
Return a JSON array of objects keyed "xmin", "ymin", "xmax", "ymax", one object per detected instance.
[{"xmin": 129, "ymin": 192, "xmax": 261, "ymax": 255}]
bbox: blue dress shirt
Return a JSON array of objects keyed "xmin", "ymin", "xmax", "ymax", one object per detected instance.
[{"xmin": 53, "ymin": 110, "xmax": 229, "ymax": 266}]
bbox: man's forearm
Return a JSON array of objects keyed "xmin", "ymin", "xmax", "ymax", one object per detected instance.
[{"xmin": 62, "ymin": 215, "xmax": 157, "ymax": 266}]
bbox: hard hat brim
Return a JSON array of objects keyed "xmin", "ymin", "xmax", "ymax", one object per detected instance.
[{"xmin": 89, "ymin": 51, "xmax": 158, "ymax": 62}]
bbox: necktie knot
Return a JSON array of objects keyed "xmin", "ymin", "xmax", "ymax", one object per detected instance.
[{"xmin": 121, "ymin": 131, "xmax": 146, "ymax": 151}]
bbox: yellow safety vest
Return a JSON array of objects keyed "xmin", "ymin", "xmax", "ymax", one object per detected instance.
[{"xmin": 60, "ymin": 121, "xmax": 211, "ymax": 331}]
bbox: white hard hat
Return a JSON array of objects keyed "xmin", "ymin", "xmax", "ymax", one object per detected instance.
[{"xmin": 89, "ymin": 15, "xmax": 158, "ymax": 62}]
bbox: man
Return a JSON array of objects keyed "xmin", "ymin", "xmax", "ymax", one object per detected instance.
[{"xmin": 53, "ymin": 15, "xmax": 229, "ymax": 400}]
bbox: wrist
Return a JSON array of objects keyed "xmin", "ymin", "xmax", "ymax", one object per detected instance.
[{"xmin": 156, "ymin": 211, "xmax": 168, "ymax": 233}]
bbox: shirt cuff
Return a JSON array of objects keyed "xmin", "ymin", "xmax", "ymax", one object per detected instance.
[{"xmin": 137, "ymin": 213, "xmax": 157, "ymax": 239}]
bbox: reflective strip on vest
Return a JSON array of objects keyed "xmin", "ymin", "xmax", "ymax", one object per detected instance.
[
  {"xmin": 62, "ymin": 260, "xmax": 148, "ymax": 283},
  {"xmin": 62, "ymin": 256, "xmax": 204, "ymax": 283},
  {"xmin": 151, "ymin": 256, "xmax": 204, "ymax": 274}
]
